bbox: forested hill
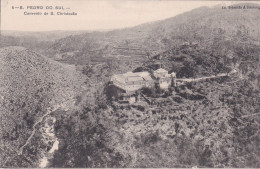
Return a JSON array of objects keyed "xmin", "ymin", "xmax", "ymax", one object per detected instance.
[
  {"xmin": 0, "ymin": 47, "xmax": 84, "ymax": 167},
  {"xmin": 1, "ymin": 3, "xmax": 259, "ymax": 168},
  {"xmin": 48, "ymin": 3, "xmax": 260, "ymax": 168},
  {"xmin": 45, "ymin": 3, "xmax": 260, "ymax": 63}
]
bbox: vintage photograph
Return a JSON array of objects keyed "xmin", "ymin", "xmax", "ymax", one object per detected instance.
[{"xmin": 0, "ymin": 0, "xmax": 260, "ymax": 168}]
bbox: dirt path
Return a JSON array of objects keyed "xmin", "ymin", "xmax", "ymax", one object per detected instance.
[
  {"xmin": 18, "ymin": 98, "xmax": 76, "ymax": 156},
  {"xmin": 18, "ymin": 108, "xmax": 52, "ymax": 155},
  {"xmin": 242, "ymin": 112, "xmax": 260, "ymax": 118},
  {"xmin": 177, "ymin": 69, "xmax": 237, "ymax": 83}
]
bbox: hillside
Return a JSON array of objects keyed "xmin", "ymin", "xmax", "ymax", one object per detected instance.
[
  {"xmin": 47, "ymin": 4, "xmax": 259, "ymax": 167},
  {"xmin": 0, "ymin": 31, "xmax": 88, "ymax": 55},
  {"xmin": 1, "ymin": 3, "xmax": 259, "ymax": 168},
  {"xmin": 45, "ymin": 3, "xmax": 260, "ymax": 64},
  {"xmin": 0, "ymin": 36, "xmax": 53, "ymax": 54},
  {"xmin": 2, "ymin": 30, "xmax": 88, "ymax": 42},
  {"xmin": 50, "ymin": 36, "xmax": 260, "ymax": 167},
  {"xmin": 0, "ymin": 47, "xmax": 84, "ymax": 167}
]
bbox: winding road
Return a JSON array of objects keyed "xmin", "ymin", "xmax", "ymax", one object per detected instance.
[{"xmin": 176, "ymin": 69, "xmax": 237, "ymax": 83}]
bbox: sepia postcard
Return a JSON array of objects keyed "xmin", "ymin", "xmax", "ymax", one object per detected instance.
[{"xmin": 0, "ymin": 0, "xmax": 260, "ymax": 168}]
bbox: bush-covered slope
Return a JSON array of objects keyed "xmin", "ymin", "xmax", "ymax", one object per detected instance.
[
  {"xmin": 1, "ymin": 3, "xmax": 260, "ymax": 168},
  {"xmin": 0, "ymin": 47, "xmax": 84, "ymax": 167},
  {"xmin": 48, "ymin": 9, "xmax": 260, "ymax": 166},
  {"xmin": 51, "ymin": 72, "xmax": 259, "ymax": 168},
  {"xmin": 46, "ymin": 3, "xmax": 260, "ymax": 63}
]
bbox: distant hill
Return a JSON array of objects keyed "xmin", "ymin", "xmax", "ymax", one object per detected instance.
[
  {"xmin": 1, "ymin": 3, "xmax": 259, "ymax": 168},
  {"xmin": 2, "ymin": 3, "xmax": 260, "ymax": 65},
  {"xmin": 0, "ymin": 31, "xmax": 90, "ymax": 55},
  {"xmin": 45, "ymin": 3, "xmax": 260, "ymax": 63},
  {"xmin": 0, "ymin": 35, "xmax": 52, "ymax": 54},
  {"xmin": 0, "ymin": 47, "xmax": 84, "ymax": 167},
  {"xmin": 1, "ymin": 30, "xmax": 89, "ymax": 42}
]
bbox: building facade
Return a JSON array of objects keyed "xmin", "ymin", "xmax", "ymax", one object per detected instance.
[
  {"xmin": 153, "ymin": 68, "xmax": 176, "ymax": 89},
  {"xmin": 111, "ymin": 71, "xmax": 153, "ymax": 93},
  {"xmin": 111, "ymin": 68, "xmax": 176, "ymax": 93}
]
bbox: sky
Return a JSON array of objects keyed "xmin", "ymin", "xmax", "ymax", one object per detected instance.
[{"xmin": 1, "ymin": 0, "xmax": 259, "ymax": 31}]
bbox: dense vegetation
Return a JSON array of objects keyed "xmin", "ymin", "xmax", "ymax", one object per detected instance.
[
  {"xmin": 49, "ymin": 41, "xmax": 259, "ymax": 167},
  {"xmin": 1, "ymin": 3, "xmax": 259, "ymax": 168},
  {"xmin": 41, "ymin": 3, "xmax": 260, "ymax": 65},
  {"xmin": 0, "ymin": 47, "xmax": 84, "ymax": 167}
]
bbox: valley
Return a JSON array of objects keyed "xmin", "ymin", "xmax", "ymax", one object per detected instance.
[{"xmin": 0, "ymin": 2, "xmax": 259, "ymax": 168}]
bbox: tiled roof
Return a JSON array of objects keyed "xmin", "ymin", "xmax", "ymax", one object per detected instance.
[
  {"xmin": 135, "ymin": 72, "xmax": 153, "ymax": 81},
  {"xmin": 112, "ymin": 71, "xmax": 153, "ymax": 83},
  {"xmin": 154, "ymin": 68, "xmax": 168, "ymax": 73},
  {"xmin": 127, "ymin": 76, "xmax": 144, "ymax": 82},
  {"xmin": 112, "ymin": 74, "xmax": 126, "ymax": 82},
  {"xmin": 142, "ymin": 76, "xmax": 153, "ymax": 81}
]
